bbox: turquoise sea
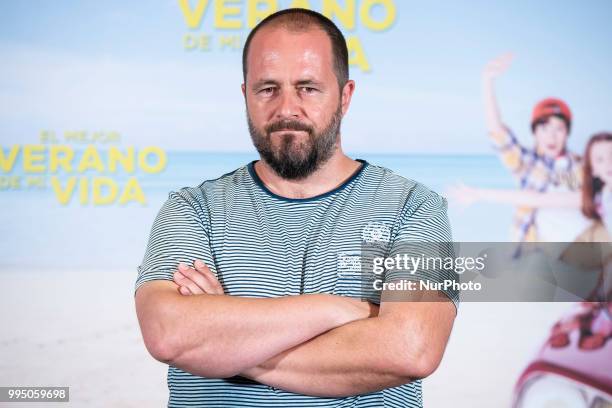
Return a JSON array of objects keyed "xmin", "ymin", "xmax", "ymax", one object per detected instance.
[{"xmin": 0, "ymin": 152, "xmax": 517, "ymax": 270}]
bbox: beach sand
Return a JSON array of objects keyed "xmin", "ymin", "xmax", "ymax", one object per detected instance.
[
  {"xmin": 0, "ymin": 269, "xmax": 167, "ymax": 407},
  {"xmin": 0, "ymin": 269, "xmax": 570, "ymax": 407}
]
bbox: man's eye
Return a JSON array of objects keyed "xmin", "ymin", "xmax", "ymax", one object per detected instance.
[
  {"xmin": 300, "ymin": 86, "xmax": 317, "ymax": 94},
  {"xmin": 259, "ymin": 87, "xmax": 275, "ymax": 95}
]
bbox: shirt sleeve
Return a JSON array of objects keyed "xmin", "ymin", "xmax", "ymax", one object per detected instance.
[
  {"xmin": 489, "ymin": 126, "xmax": 529, "ymax": 177},
  {"xmin": 384, "ymin": 187, "xmax": 460, "ymax": 313},
  {"xmin": 134, "ymin": 189, "xmax": 216, "ymax": 294}
]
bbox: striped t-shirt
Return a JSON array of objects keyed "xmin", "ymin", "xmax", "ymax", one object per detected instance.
[{"xmin": 136, "ymin": 159, "xmax": 459, "ymax": 407}]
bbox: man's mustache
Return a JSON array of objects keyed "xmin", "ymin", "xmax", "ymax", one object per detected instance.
[{"xmin": 265, "ymin": 119, "xmax": 313, "ymax": 135}]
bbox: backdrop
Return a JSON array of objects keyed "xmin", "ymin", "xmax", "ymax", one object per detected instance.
[{"xmin": 1, "ymin": 1, "xmax": 611, "ymax": 406}]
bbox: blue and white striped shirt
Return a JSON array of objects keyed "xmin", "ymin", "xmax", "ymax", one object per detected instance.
[{"xmin": 136, "ymin": 159, "xmax": 458, "ymax": 407}]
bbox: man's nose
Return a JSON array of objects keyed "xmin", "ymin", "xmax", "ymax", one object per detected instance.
[{"xmin": 276, "ymin": 88, "xmax": 301, "ymax": 119}]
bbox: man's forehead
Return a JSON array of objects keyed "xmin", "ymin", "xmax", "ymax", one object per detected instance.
[{"xmin": 247, "ymin": 25, "xmax": 332, "ymax": 70}]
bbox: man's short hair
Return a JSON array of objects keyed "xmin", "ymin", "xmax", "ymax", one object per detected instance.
[{"xmin": 242, "ymin": 8, "xmax": 349, "ymax": 90}]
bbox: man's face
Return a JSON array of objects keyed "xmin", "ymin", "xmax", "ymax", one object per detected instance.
[
  {"xmin": 533, "ymin": 116, "xmax": 569, "ymax": 159},
  {"xmin": 242, "ymin": 26, "xmax": 351, "ymax": 180}
]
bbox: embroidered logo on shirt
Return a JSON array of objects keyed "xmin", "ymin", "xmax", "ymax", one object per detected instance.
[
  {"xmin": 362, "ymin": 222, "xmax": 391, "ymax": 244},
  {"xmin": 337, "ymin": 251, "xmax": 362, "ymax": 275}
]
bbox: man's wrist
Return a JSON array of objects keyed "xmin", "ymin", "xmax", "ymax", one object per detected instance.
[
  {"xmin": 329, "ymin": 295, "xmax": 378, "ymax": 326},
  {"xmin": 241, "ymin": 365, "xmax": 264, "ymax": 380}
]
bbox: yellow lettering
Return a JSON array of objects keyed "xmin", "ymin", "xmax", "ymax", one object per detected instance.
[
  {"xmin": 184, "ymin": 34, "xmax": 212, "ymax": 50},
  {"xmin": 360, "ymin": 0, "xmax": 396, "ymax": 31},
  {"xmin": 323, "ymin": 0, "xmax": 355, "ymax": 30},
  {"xmin": 39, "ymin": 130, "xmax": 57, "ymax": 143},
  {"xmin": 93, "ymin": 177, "xmax": 118, "ymax": 205},
  {"xmin": 119, "ymin": 177, "xmax": 146, "ymax": 205},
  {"xmin": 25, "ymin": 176, "xmax": 45, "ymax": 187},
  {"xmin": 289, "ymin": 0, "xmax": 312, "ymax": 9},
  {"xmin": 247, "ymin": 0, "xmax": 277, "ymax": 28},
  {"xmin": 23, "ymin": 145, "xmax": 46, "ymax": 173},
  {"xmin": 347, "ymin": 36, "xmax": 370, "ymax": 72},
  {"xmin": 108, "ymin": 147, "xmax": 135, "ymax": 173},
  {"xmin": 178, "ymin": 0, "xmax": 210, "ymax": 29},
  {"xmin": 51, "ymin": 176, "xmax": 76, "ymax": 205},
  {"xmin": 0, "ymin": 176, "xmax": 20, "ymax": 189},
  {"xmin": 184, "ymin": 34, "xmax": 197, "ymax": 49},
  {"xmin": 77, "ymin": 146, "xmax": 104, "ymax": 172},
  {"xmin": 0, "ymin": 145, "xmax": 20, "ymax": 172},
  {"xmin": 219, "ymin": 34, "xmax": 242, "ymax": 49},
  {"xmin": 139, "ymin": 147, "xmax": 167, "ymax": 174},
  {"xmin": 50, "ymin": 145, "xmax": 74, "ymax": 172},
  {"xmin": 64, "ymin": 130, "xmax": 86, "ymax": 143},
  {"xmin": 79, "ymin": 177, "xmax": 88, "ymax": 204},
  {"xmin": 215, "ymin": 0, "xmax": 242, "ymax": 29}
]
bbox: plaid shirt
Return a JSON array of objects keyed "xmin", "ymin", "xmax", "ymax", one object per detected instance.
[{"xmin": 490, "ymin": 127, "xmax": 583, "ymax": 242}]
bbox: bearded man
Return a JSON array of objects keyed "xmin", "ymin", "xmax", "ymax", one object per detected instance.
[{"xmin": 135, "ymin": 8, "xmax": 458, "ymax": 408}]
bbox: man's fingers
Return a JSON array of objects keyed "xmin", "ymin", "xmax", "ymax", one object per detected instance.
[
  {"xmin": 179, "ymin": 285, "xmax": 192, "ymax": 296},
  {"xmin": 194, "ymin": 260, "xmax": 224, "ymax": 295},
  {"xmin": 174, "ymin": 269, "xmax": 205, "ymax": 295},
  {"xmin": 176, "ymin": 263, "xmax": 217, "ymax": 294},
  {"xmin": 173, "ymin": 261, "xmax": 224, "ymax": 295}
]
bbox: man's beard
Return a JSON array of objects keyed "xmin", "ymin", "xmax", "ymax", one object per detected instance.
[{"xmin": 247, "ymin": 104, "xmax": 343, "ymax": 180}]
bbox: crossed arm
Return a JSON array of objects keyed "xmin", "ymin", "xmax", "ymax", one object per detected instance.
[
  {"xmin": 240, "ymin": 291, "xmax": 454, "ymax": 397},
  {"xmin": 135, "ymin": 260, "xmax": 456, "ymax": 397}
]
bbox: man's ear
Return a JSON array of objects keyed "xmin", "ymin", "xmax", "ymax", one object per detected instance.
[
  {"xmin": 341, "ymin": 80, "xmax": 356, "ymax": 116},
  {"xmin": 241, "ymin": 83, "xmax": 246, "ymax": 99}
]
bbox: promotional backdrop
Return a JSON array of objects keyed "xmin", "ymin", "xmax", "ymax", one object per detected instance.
[{"xmin": 1, "ymin": 1, "xmax": 611, "ymax": 406}]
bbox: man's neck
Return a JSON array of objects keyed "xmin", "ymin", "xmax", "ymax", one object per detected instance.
[{"xmin": 254, "ymin": 152, "xmax": 362, "ymax": 200}]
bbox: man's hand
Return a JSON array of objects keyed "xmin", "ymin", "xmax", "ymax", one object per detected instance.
[
  {"xmin": 173, "ymin": 260, "xmax": 224, "ymax": 295},
  {"xmin": 139, "ymin": 261, "xmax": 380, "ymax": 379},
  {"xmin": 173, "ymin": 260, "xmax": 379, "ymax": 320}
]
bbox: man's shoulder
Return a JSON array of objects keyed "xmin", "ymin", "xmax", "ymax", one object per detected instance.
[
  {"xmin": 165, "ymin": 164, "xmax": 251, "ymax": 210},
  {"xmin": 364, "ymin": 161, "xmax": 445, "ymax": 211},
  {"xmin": 364, "ymin": 163, "xmax": 451, "ymax": 243},
  {"xmin": 365, "ymin": 161, "xmax": 418, "ymax": 189}
]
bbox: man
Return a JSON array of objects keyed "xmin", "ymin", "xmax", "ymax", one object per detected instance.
[
  {"xmin": 135, "ymin": 8, "xmax": 458, "ymax": 407},
  {"xmin": 482, "ymin": 53, "xmax": 582, "ymax": 242}
]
